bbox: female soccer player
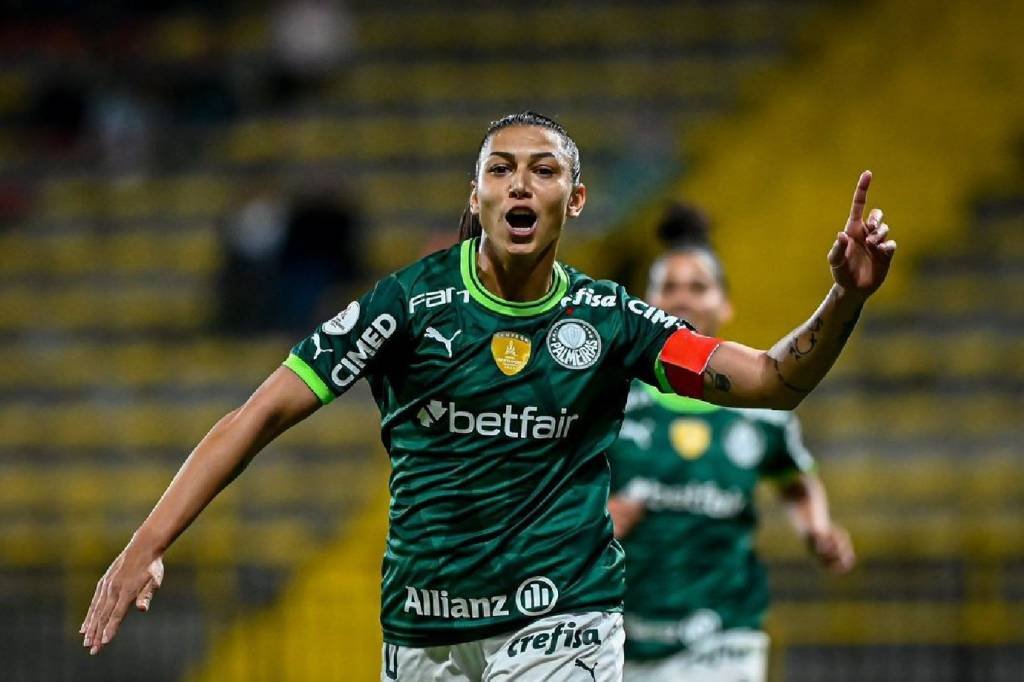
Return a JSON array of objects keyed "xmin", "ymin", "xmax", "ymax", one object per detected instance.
[
  {"xmin": 81, "ymin": 112, "xmax": 894, "ymax": 681},
  {"xmin": 607, "ymin": 204, "xmax": 856, "ymax": 682}
]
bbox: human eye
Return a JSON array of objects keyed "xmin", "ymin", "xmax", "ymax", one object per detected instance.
[
  {"xmin": 534, "ymin": 166, "xmax": 556, "ymax": 178},
  {"xmin": 488, "ymin": 163, "xmax": 511, "ymax": 175}
]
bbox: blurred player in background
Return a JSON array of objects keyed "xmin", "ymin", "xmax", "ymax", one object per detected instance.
[
  {"xmin": 608, "ymin": 204, "xmax": 856, "ymax": 682},
  {"xmin": 81, "ymin": 112, "xmax": 893, "ymax": 682}
]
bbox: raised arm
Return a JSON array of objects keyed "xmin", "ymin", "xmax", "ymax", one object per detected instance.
[
  {"xmin": 699, "ymin": 171, "xmax": 896, "ymax": 409},
  {"xmin": 778, "ymin": 472, "xmax": 855, "ymax": 573},
  {"xmin": 80, "ymin": 367, "xmax": 320, "ymax": 655}
]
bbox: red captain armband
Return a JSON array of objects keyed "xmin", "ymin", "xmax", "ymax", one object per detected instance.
[{"xmin": 655, "ymin": 328, "xmax": 723, "ymax": 399}]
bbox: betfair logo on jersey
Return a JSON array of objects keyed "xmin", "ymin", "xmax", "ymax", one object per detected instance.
[
  {"xmin": 416, "ymin": 401, "xmax": 580, "ymax": 439},
  {"xmin": 546, "ymin": 319, "xmax": 601, "ymax": 370},
  {"xmin": 329, "ymin": 314, "xmax": 397, "ymax": 388},
  {"xmin": 506, "ymin": 620, "xmax": 601, "ymax": 659},
  {"xmin": 622, "ymin": 477, "xmax": 744, "ymax": 518},
  {"xmin": 492, "ymin": 332, "xmax": 531, "ymax": 376}
]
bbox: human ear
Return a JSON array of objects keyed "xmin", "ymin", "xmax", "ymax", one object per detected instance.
[{"xmin": 567, "ymin": 183, "xmax": 587, "ymax": 218}]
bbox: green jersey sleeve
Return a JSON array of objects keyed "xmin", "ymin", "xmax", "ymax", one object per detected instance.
[
  {"xmin": 614, "ymin": 286, "xmax": 692, "ymax": 386},
  {"xmin": 758, "ymin": 412, "xmax": 816, "ymax": 481},
  {"xmin": 284, "ymin": 275, "xmax": 409, "ymax": 404}
]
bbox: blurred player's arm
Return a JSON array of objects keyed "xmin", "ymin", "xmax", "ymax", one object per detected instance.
[
  {"xmin": 608, "ymin": 495, "xmax": 646, "ymax": 539},
  {"xmin": 659, "ymin": 171, "xmax": 896, "ymax": 410},
  {"xmin": 777, "ymin": 472, "xmax": 855, "ymax": 574},
  {"xmin": 80, "ymin": 367, "xmax": 320, "ymax": 655}
]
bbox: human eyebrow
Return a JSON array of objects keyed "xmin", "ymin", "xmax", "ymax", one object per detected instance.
[{"xmin": 486, "ymin": 151, "xmax": 560, "ymax": 163}]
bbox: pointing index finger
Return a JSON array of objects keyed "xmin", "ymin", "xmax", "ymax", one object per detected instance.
[{"xmin": 849, "ymin": 170, "xmax": 872, "ymax": 222}]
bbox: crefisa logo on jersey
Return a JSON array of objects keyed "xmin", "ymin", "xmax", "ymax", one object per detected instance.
[
  {"xmin": 322, "ymin": 301, "xmax": 360, "ymax": 335},
  {"xmin": 546, "ymin": 319, "xmax": 601, "ymax": 370}
]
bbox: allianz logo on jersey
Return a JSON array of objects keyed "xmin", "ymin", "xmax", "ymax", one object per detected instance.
[
  {"xmin": 623, "ymin": 477, "xmax": 745, "ymax": 518},
  {"xmin": 416, "ymin": 400, "xmax": 580, "ymax": 440},
  {"xmin": 404, "ymin": 576, "xmax": 559, "ymax": 620}
]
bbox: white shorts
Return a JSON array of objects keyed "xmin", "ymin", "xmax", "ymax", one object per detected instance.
[
  {"xmin": 382, "ymin": 611, "xmax": 624, "ymax": 681},
  {"xmin": 622, "ymin": 629, "xmax": 769, "ymax": 682}
]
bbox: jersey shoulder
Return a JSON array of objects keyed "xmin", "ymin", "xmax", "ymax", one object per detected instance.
[
  {"xmin": 391, "ymin": 241, "xmax": 462, "ymax": 292},
  {"xmin": 560, "ymin": 265, "xmax": 621, "ymax": 294},
  {"xmin": 558, "ymin": 265, "xmax": 633, "ymax": 309}
]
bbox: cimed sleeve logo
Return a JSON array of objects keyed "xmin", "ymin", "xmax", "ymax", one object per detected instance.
[
  {"xmin": 322, "ymin": 301, "xmax": 360, "ymax": 335},
  {"xmin": 546, "ymin": 319, "xmax": 601, "ymax": 370}
]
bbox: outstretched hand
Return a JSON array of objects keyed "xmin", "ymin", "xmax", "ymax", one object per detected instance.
[
  {"xmin": 827, "ymin": 171, "xmax": 897, "ymax": 298},
  {"xmin": 81, "ymin": 546, "xmax": 164, "ymax": 655},
  {"xmin": 807, "ymin": 524, "xmax": 856, "ymax": 574}
]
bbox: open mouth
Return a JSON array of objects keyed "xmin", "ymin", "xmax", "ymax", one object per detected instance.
[{"xmin": 504, "ymin": 208, "xmax": 538, "ymax": 238}]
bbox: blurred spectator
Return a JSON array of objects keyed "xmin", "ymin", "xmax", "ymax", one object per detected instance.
[
  {"xmin": 268, "ymin": 0, "xmax": 356, "ymax": 107},
  {"xmin": 26, "ymin": 74, "xmax": 88, "ymax": 154},
  {"xmin": 217, "ymin": 184, "xmax": 289, "ymax": 334},
  {"xmin": 89, "ymin": 81, "xmax": 157, "ymax": 179},
  {"xmin": 278, "ymin": 181, "xmax": 364, "ymax": 333},
  {"xmin": 217, "ymin": 179, "xmax": 364, "ymax": 335}
]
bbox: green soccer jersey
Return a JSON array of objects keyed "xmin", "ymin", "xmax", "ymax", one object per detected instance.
[
  {"xmin": 607, "ymin": 383, "xmax": 815, "ymax": 661},
  {"xmin": 284, "ymin": 238, "xmax": 695, "ymax": 647}
]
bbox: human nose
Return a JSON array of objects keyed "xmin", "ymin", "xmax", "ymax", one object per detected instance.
[{"xmin": 508, "ymin": 169, "xmax": 532, "ymax": 198}]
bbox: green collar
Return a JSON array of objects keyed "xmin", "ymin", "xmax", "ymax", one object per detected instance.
[
  {"xmin": 459, "ymin": 238, "xmax": 569, "ymax": 317},
  {"xmin": 641, "ymin": 382, "xmax": 720, "ymax": 414}
]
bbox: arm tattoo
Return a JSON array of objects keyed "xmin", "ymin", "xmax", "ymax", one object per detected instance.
[
  {"xmin": 836, "ymin": 305, "xmax": 864, "ymax": 349},
  {"xmin": 773, "ymin": 358, "xmax": 813, "ymax": 395},
  {"xmin": 788, "ymin": 315, "xmax": 823, "ymax": 361},
  {"xmin": 706, "ymin": 367, "xmax": 732, "ymax": 393}
]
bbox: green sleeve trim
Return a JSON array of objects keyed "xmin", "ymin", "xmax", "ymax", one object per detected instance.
[
  {"xmin": 459, "ymin": 238, "xmax": 569, "ymax": 316},
  {"xmin": 653, "ymin": 357, "xmax": 673, "ymax": 393},
  {"xmin": 641, "ymin": 381, "xmax": 720, "ymax": 414},
  {"xmin": 283, "ymin": 354, "xmax": 335, "ymax": 405}
]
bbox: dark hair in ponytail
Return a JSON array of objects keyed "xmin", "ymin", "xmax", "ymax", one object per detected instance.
[
  {"xmin": 651, "ymin": 202, "xmax": 728, "ymax": 292},
  {"xmin": 458, "ymin": 111, "xmax": 581, "ymax": 242},
  {"xmin": 459, "ymin": 204, "xmax": 483, "ymax": 242}
]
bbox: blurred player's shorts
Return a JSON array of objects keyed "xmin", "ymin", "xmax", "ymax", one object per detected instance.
[{"xmin": 623, "ymin": 629, "xmax": 769, "ymax": 682}]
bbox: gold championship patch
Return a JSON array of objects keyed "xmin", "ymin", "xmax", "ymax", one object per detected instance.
[
  {"xmin": 670, "ymin": 419, "xmax": 711, "ymax": 459},
  {"xmin": 492, "ymin": 332, "xmax": 532, "ymax": 376}
]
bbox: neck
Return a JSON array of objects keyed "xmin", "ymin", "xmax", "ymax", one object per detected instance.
[{"xmin": 476, "ymin": 235, "xmax": 558, "ymax": 302}]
